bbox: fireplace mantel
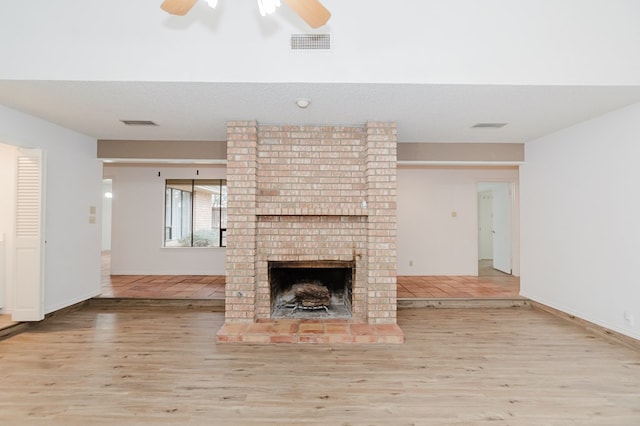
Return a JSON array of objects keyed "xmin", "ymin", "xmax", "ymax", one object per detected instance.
[
  {"xmin": 269, "ymin": 260, "xmax": 355, "ymax": 269},
  {"xmin": 256, "ymin": 208, "xmax": 368, "ymax": 217}
]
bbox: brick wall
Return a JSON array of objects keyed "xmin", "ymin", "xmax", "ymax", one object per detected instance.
[
  {"xmin": 257, "ymin": 125, "xmax": 366, "ymax": 214},
  {"xmin": 225, "ymin": 121, "xmax": 258, "ymax": 322},
  {"xmin": 365, "ymin": 123, "xmax": 398, "ymax": 324},
  {"xmin": 225, "ymin": 122, "xmax": 397, "ymax": 325}
]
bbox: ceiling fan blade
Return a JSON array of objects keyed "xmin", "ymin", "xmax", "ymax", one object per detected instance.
[
  {"xmin": 283, "ymin": 0, "xmax": 331, "ymax": 29},
  {"xmin": 160, "ymin": 0, "xmax": 197, "ymax": 16}
]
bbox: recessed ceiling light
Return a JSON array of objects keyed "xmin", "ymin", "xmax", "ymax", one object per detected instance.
[
  {"xmin": 471, "ymin": 122, "xmax": 508, "ymax": 128},
  {"xmin": 295, "ymin": 98, "xmax": 311, "ymax": 108},
  {"xmin": 120, "ymin": 120, "xmax": 158, "ymax": 126}
]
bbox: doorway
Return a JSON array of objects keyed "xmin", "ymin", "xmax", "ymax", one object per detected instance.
[
  {"xmin": 0, "ymin": 144, "xmax": 45, "ymax": 320},
  {"xmin": 101, "ymin": 178, "xmax": 113, "ymax": 284},
  {"xmin": 478, "ymin": 182, "xmax": 512, "ymax": 276}
]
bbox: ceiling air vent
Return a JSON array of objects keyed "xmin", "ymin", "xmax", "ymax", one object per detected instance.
[
  {"xmin": 120, "ymin": 120, "xmax": 158, "ymax": 126},
  {"xmin": 472, "ymin": 123, "xmax": 508, "ymax": 128},
  {"xmin": 291, "ymin": 34, "xmax": 331, "ymax": 50}
]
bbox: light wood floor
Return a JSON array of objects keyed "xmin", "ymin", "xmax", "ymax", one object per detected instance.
[
  {"xmin": 1, "ymin": 305, "xmax": 639, "ymax": 424},
  {"xmin": 0, "ymin": 314, "xmax": 16, "ymax": 329}
]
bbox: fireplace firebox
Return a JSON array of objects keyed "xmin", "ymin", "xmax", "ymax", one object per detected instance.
[{"xmin": 269, "ymin": 261, "xmax": 353, "ymax": 319}]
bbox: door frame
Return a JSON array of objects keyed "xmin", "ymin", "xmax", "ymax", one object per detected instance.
[{"xmin": 476, "ymin": 180, "xmax": 518, "ymax": 276}]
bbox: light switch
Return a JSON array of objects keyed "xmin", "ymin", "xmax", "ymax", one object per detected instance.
[
  {"xmin": 89, "ymin": 215, "xmax": 96, "ymax": 224},
  {"xmin": 89, "ymin": 205, "xmax": 96, "ymax": 214},
  {"xmin": 451, "ymin": 211, "xmax": 457, "ymax": 218}
]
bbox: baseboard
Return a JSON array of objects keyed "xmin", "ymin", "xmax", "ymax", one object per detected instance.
[
  {"xmin": 45, "ymin": 290, "xmax": 101, "ymax": 316},
  {"xmin": 398, "ymin": 298, "xmax": 530, "ymax": 309},
  {"xmin": 0, "ymin": 321, "xmax": 30, "ymax": 341},
  {"xmin": 88, "ymin": 298, "xmax": 225, "ymax": 311},
  {"xmin": 44, "ymin": 300, "xmax": 90, "ymax": 320},
  {"xmin": 531, "ymin": 301, "xmax": 640, "ymax": 352}
]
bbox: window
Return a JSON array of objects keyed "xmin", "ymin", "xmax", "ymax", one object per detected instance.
[{"xmin": 164, "ymin": 179, "xmax": 227, "ymax": 247}]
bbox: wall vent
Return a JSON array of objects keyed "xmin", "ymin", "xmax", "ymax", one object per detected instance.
[{"xmin": 291, "ymin": 34, "xmax": 331, "ymax": 50}]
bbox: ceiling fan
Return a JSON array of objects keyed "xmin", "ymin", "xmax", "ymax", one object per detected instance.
[{"xmin": 160, "ymin": 0, "xmax": 331, "ymax": 29}]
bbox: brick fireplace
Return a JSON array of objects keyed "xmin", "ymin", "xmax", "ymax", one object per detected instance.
[{"xmin": 216, "ymin": 121, "xmax": 403, "ymax": 344}]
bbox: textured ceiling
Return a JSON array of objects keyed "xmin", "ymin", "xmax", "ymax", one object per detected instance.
[{"xmin": 1, "ymin": 80, "xmax": 640, "ymax": 143}]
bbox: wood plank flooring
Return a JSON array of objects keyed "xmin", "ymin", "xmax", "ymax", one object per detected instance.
[
  {"xmin": 1, "ymin": 305, "xmax": 639, "ymax": 424},
  {"xmin": 0, "ymin": 314, "xmax": 16, "ymax": 329}
]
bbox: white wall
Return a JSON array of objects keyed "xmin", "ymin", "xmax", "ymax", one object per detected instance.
[
  {"xmin": 0, "ymin": 104, "xmax": 101, "ymax": 314},
  {"xmin": 521, "ymin": 101, "xmax": 640, "ymax": 340},
  {"xmin": 397, "ymin": 166, "xmax": 519, "ymax": 276},
  {"xmin": 108, "ymin": 163, "xmax": 519, "ymax": 277},
  {"xmin": 106, "ymin": 164, "xmax": 227, "ymax": 275},
  {"xmin": 1, "ymin": 1, "xmax": 640, "ymax": 85}
]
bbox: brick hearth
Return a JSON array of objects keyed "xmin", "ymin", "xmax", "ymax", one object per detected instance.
[
  {"xmin": 217, "ymin": 319, "xmax": 404, "ymax": 344},
  {"xmin": 217, "ymin": 121, "xmax": 403, "ymax": 344}
]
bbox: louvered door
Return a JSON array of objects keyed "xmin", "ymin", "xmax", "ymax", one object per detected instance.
[{"xmin": 13, "ymin": 148, "xmax": 44, "ymax": 321}]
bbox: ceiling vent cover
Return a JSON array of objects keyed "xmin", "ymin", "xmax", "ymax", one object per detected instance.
[
  {"xmin": 291, "ymin": 34, "xmax": 331, "ymax": 50},
  {"xmin": 472, "ymin": 123, "xmax": 508, "ymax": 128},
  {"xmin": 120, "ymin": 120, "xmax": 158, "ymax": 126}
]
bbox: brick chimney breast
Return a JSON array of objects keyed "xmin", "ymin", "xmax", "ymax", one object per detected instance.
[{"xmin": 220, "ymin": 122, "xmax": 400, "ymax": 343}]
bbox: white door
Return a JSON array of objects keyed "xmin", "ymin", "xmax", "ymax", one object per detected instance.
[
  {"xmin": 0, "ymin": 233, "xmax": 5, "ymax": 309},
  {"xmin": 492, "ymin": 183, "xmax": 512, "ymax": 274},
  {"xmin": 13, "ymin": 148, "xmax": 45, "ymax": 321},
  {"xmin": 478, "ymin": 190, "xmax": 493, "ymax": 260}
]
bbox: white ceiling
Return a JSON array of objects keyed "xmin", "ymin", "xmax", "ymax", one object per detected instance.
[
  {"xmin": 1, "ymin": 80, "xmax": 640, "ymax": 143},
  {"xmin": 2, "ymin": 1, "xmax": 640, "ymax": 144}
]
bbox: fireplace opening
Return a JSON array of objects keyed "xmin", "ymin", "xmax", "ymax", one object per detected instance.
[{"xmin": 269, "ymin": 261, "xmax": 353, "ymax": 319}]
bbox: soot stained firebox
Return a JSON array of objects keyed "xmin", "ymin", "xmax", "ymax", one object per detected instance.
[{"xmin": 269, "ymin": 260, "xmax": 354, "ymax": 319}]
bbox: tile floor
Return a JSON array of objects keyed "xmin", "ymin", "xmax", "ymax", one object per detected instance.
[
  {"xmin": 397, "ymin": 275, "xmax": 518, "ymax": 298},
  {"xmin": 101, "ymin": 275, "xmax": 227, "ymax": 299},
  {"xmin": 100, "ymin": 254, "xmax": 520, "ymax": 300}
]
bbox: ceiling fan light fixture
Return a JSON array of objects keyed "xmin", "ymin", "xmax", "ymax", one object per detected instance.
[
  {"xmin": 161, "ymin": 0, "xmax": 330, "ymax": 29},
  {"xmin": 257, "ymin": 0, "xmax": 281, "ymax": 16}
]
